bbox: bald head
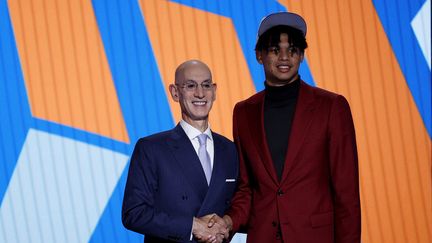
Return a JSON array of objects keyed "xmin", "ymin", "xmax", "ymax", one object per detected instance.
[{"xmin": 175, "ymin": 60, "xmax": 212, "ymax": 84}]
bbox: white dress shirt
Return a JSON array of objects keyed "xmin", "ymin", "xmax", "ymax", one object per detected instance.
[{"xmin": 180, "ymin": 120, "xmax": 214, "ymax": 169}]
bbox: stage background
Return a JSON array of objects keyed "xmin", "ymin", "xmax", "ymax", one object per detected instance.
[{"xmin": 0, "ymin": 0, "xmax": 430, "ymax": 242}]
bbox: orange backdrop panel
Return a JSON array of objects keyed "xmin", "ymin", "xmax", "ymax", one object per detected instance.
[
  {"xmin": 139, "ymin": 0, "xmax": 256, "ymax": 139},
  {"xmin": 8, "ymin": 0, "xmax": 129, "ymax": 143},
  {"xmin": 279, "ymin": 0, "xmax": 431, "ymax": 242}
]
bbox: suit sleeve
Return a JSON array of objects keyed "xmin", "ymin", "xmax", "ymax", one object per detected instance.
[
  {"xmin": 122, "ymin": 138, "xmax": 192, "ymax": 242},
  {"xmin": 328, "ymin": 95, "xmax": 361, "ymax": 243},
  {"xmin": 226, "ymin": 103, "xmax": 252, "ymax": 232}
]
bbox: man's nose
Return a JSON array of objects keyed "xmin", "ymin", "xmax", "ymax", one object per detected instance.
[
  {"xmin": 278, "ymin": 49, "xmax": 289, "ymax": 60},
  {"xmin": 194, "ymin": 85, "xmax": 205, "ymax": 97}
]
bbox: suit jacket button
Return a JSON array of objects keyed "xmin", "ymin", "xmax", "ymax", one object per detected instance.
[
  {"xmin": 272, "ymin": 221, "xmax": 277, "ymax": 227},
  {"xmin": 277, "ymin": 189, "xmax": 284, "ymax": 196},
  {"xmin": 276, "ymin": 231, "xmax": 281, "ymax": 240}
]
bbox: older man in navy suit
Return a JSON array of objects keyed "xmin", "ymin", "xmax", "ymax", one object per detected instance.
[{"xmin": 122, "ymin": 60, "xmax": 238, "ymax": 243}]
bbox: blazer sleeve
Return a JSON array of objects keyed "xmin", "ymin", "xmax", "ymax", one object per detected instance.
[
  {"xmin": 328, "ymin": 95, "xmax": 361, "ymax": 243},
  {"xmin": 121, "ymin": 138, "xmax": 192, "ymax": 242},
  {"xmin": 226, "ymin": 103, "xmax": 252, "ymax": 232}
]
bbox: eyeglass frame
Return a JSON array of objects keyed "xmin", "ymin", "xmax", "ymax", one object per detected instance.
[{"xmin": 175, "ymin": 80, "xmax": 216, "ymax": 92}]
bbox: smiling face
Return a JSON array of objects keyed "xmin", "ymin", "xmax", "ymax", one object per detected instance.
[
  {"xmin": 169, "ymin": 60, "xmax": 216, "ymax": 129},
  {"xmin": 256, "ymin": 33, "xmax": 304, "ymax": 86}
]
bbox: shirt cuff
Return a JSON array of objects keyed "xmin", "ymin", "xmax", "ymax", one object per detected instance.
[{"xmin": 190, "ymin": 217, "xmax": 193, "ymax": 241}]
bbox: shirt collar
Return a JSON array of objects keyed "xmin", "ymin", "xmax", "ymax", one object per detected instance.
[{"xmin": 180, "ymin": 120, "xmax": 213, "ymax": 141}]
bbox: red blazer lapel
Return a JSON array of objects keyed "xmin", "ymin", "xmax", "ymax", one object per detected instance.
[
  {"xmin": 246, "ymin": 92, "xmax": 279, "ymax": 185},
  {"xmin": 281, "ymin": 81, "xmax": 317, "ymax": 183}
]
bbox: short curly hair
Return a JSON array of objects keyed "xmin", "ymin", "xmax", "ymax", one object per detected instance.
[{"xmin": 255, "ymin": 25, "xmax": 308, "ymax": 52}]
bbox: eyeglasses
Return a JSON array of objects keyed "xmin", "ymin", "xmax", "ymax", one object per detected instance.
[
  {"xmin": 267, "ymin": 46, "xmax": 301, "ymax": 56},
  {"xmin": 176, "ymin": 81, "xmax": 215, "ymax": 92}
]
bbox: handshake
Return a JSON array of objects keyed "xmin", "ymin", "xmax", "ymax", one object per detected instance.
[{"xmin": 192, "ymin": 214, "xmax": 233, "ymax": 243}]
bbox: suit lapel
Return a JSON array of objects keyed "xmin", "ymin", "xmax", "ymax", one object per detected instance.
[
  {"xmin": 247, "ymin": 93, "xmax": 279, "ymax": 185},
  {"xmin": 167, "ymin": 125, "xmax": 208, "ymax": 202},
  {"xmin": 199, "ymin": 133, "xmax": 226, "ymax": 214},
  {"xmin": 281, "ymin": 81, "xmax": 316, "ymax": 183},
  {"xmin": 208, "ymin": 133, "xmax": 225, "ymax": 189}
]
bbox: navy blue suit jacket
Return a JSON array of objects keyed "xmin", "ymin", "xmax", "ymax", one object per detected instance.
[{"xmin": 122, "ymin": 124, "xmax": 239, "ymax": 243}]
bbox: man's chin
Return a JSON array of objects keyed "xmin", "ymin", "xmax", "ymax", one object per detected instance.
[{"xmin": 191, "ymin": 115, "xmax": 209, "ymax": 122}]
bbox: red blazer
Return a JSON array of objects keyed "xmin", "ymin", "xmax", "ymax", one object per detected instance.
[{"xmin": 227, "ymin": 81, "xmax": 361, "ymax": 243}]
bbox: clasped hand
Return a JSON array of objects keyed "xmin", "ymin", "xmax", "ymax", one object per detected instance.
[{"xmin": 192, "ymin": 214, "xmax": 230, "ymax": 243}]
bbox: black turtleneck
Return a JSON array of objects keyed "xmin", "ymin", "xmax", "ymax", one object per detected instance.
[{"xmin": 264, "ymin": 77, "xmax": 301, "ymax": 181}]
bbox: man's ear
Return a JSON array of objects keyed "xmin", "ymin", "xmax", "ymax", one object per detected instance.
[
  {"xmin": 212, "ymin": 83, "xmax": 217, "ymax": 101},
  {"xmin": 169, "ymin": 84, "xmax": 179, "ymax": 102},
  {"xmin": 256, "ymin": 50, "xmax": 263, "ymax": 64}
]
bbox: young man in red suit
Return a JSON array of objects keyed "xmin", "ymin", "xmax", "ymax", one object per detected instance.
[{"xmin": 210, "ymin": 12, "xmax": 361, "ymax": 243}]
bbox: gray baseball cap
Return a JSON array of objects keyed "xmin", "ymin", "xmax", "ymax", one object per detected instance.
[{"xmin": 257, "ymin": 12, "xmax": 307, "ymax": 38}]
